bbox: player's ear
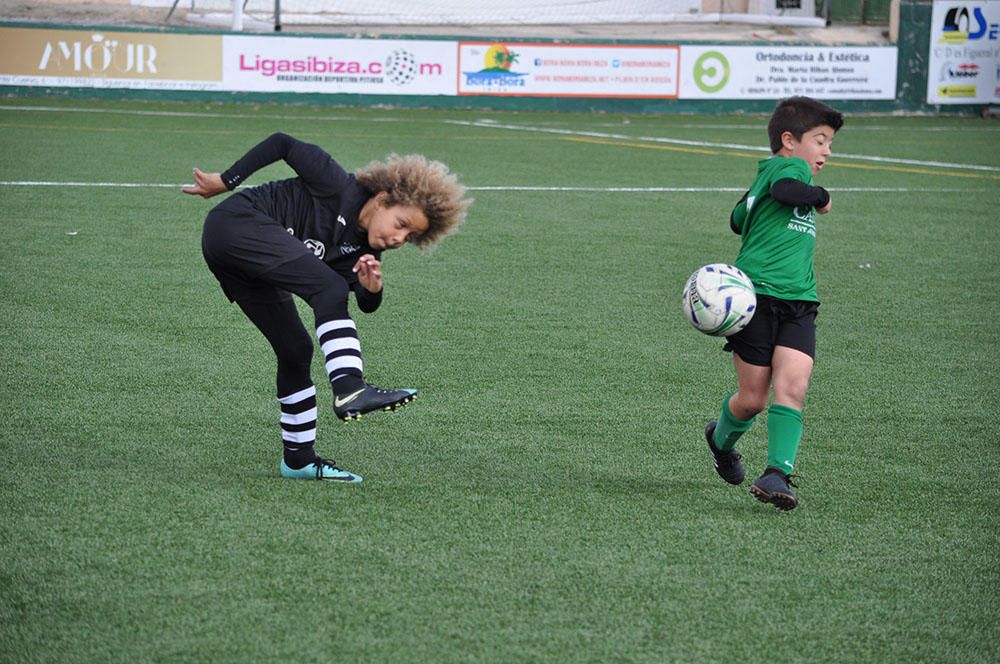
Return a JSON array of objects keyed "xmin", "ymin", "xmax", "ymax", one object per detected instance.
[{"xmin": 780, "ymin": 130, "xmax": 797, "ymax": 151}]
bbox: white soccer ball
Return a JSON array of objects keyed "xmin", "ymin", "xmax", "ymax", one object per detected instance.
[{"xmin": 681, "ymin": 263, "xmax": 757, "ymax": 337}]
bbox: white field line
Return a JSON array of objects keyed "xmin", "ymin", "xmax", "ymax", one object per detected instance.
[
  {"xmin": 445, "ymin": 119, "xmax": 1000, "ymax": 173},
  {"xmin": 0, "ymin": 181, "xmax": 987, "ymax": 193}
]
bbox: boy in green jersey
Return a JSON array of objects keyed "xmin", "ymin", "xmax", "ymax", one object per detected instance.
[{"xmin": 704, "ymin": 97, "xmax": 844, "ymax": 511}]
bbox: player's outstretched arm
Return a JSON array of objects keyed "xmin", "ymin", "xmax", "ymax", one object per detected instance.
[{"xmin": 181, "ymin": 168, "xmax": 227, "ymax": 198}]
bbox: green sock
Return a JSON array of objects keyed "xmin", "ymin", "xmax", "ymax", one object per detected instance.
[
  {"xmin": 713, "ymin": 393, "xmax": 754, "ymax": 452},
  {"xmin": 766, "ymin": 404, "xmax": 803, "ymax": 474}
]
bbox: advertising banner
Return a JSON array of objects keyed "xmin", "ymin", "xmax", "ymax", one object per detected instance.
[
  {"xmin": 222, "ymin": 35, "xmax": 456, "ymax": 95},
  {"xmin": 679, "ymin": 45, "xmax": 898, "ymax": 100},
  {"xmin": 0, "ymin": 27, "xmax": 223, "ymax": 90},
  {"xmin": 458, "ymin": 42, "xmax": 679, "ymax": 97},
  {"xmin": 926, "ymin": 1, "xmax": 1000, "ymax": 104},
  {"xmin": 1, "ymin": 27, "xmax": 904, "ymax": 102}
]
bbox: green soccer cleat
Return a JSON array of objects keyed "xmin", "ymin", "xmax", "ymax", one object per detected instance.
[
  {"xmin": 280, "ymin": 457, "xmax": 363, "ymax": 483},
  {"xmin": 333, "ymin": 383, "xmax": 416, "ymax": 421},
  {"xmin": 750, "ymin": 467, "xmax": 799, "ymax": 511}
]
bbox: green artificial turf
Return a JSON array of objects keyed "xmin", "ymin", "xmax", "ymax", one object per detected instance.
[{"xmin": 1, "ymin": 97, "xmax": 998, "ymax": 663}]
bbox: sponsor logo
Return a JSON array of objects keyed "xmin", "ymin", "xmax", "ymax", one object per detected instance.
[
  {"xmin": 939, "ymin": 6, "xmax": 999, "ymax": 44},
  {"xmin": 937, "ymin": 84, "xmax": 977, "ymax": 97},
  {"xmin": 339, "ymin": 244, "xmax": 361, "ymax": 255},
  {"xmin": 334, "ymin": 389, "xmax": 364, "ymax": 408},
  {"xmin": 237, "ymin": 50, "xmax": 443, "ymax": 86},
  {"xmin": 336, "ymin": 215, "xmax": 346, "ymax": 226},
  {"xmin": 37, "ymin": 32, "xmax": 157, "ymax": 74},
  {"xmin": 384, "ymin": 49, "xmax": 420, "ymax": 85},
  {"xmin": 788, "ymin": 207, "xmax": 816, "ymax": 237},
  {"xmin": 304, "ymin": 239, "xmax": 325, "ymax": 258},
  {"xmin": 463, "ymin": 44, "xmax": 528, "ymax": 90},
  {"xmin": 693, "ymin": 51, "xmax": 730, "ymax": 93},
  {"xmin": 940, "ymin": 61, "xmax": 981, "ymax": 80}
]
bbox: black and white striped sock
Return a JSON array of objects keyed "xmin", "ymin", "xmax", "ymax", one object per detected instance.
[
  {"xmin": 316, "ymin": 318, "xmax": 365, "ymax": 395},
  {"xmin": 278, "ymin": 385, "xmax": 317, "ymax": 468}
]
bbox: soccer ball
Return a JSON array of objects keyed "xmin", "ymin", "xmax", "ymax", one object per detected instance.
[{"xmin": 681, "ymin": 263, "xmax": 757, "ymax": 337}]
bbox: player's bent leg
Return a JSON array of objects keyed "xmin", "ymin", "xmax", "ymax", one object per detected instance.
[
  {"xmin": 730, "ymin": 354, "xmax": 772, "ymax": 419},
  {"xmin": 262, "ymin": 255, "xmax": 419, "ymax": 422}
]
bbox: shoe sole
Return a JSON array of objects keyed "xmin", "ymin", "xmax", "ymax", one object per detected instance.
[
  {"xmin": 750, "ymin": 484, "xmax": 798, "ymax": 511},
  {"xmin": 706, "ymin": 421, "xmax": 745, "ymax": 485},
  {"xmin": 338, "ymin": 393, "xmax": 416, "ymax": 422}
]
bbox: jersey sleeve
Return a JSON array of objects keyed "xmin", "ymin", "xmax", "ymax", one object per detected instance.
[
  {"xmin": 352, "ymin": 282, "xmax": 383, "ymax": 313},
  {"xmin": 221, "ymin": 133, "xmax": 351, "ymax": 197},
  {"xmin": 770, "ymin": 178, "xmax": 830, "ymax": 208},
  {"xmin": 767, "ymin": 158, "xmax": 827, "ymax": 208}
]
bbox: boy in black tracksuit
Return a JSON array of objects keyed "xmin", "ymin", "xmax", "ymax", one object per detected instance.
[{"xmin": 184, "ymin": 133, "xmax": 471, "ymax": 483}]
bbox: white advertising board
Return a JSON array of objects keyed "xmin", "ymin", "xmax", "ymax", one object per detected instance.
[
  {"xmin": 926, "ymin": 0, "xmax": 1000, "ymax": 104},
  {"xmin": 221, "ymin": 35, "xmax": 456, "ymax": 95},
  {"xmin": 679, "ymin": 45, "xmax": 898, "ymax": 100},
  {"xmin": 458, "ymin": 42, "xmax": 679, "ymax": 97}
]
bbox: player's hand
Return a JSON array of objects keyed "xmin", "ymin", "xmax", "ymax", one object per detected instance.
[
  {"xmin": 353, "ymin": 254, "xmax": 383, "ymax": 293},
  {"xmin": 181, "ymin": 168, "xmax": 227, "ymax": 198},
  {"xmin": 818, "ymin": 198, "xmax": 832, "ymax": 214}
]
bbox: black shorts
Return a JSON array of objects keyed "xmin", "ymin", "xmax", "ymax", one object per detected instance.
[
  {"xmin": 201, "ymin": 194, "xmax": 317, "ymax": 304},
  {"xmin": 723, "ymin": 295, "xmax": 819, "ymax": 366}
]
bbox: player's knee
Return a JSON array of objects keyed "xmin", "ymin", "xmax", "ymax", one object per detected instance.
[
  {"xmin": 774, "ymin": 381, "xmax": 808, "ymax": 409},
  {"xmin": 732, "ymin": 392, "xmax": 767, "ymax": 419},
  {"xmin": 306, "ymin": 283, "xmax": 350, "ymax": 320},
  {"xmin": 276, "ymin": 331, "xmax": 314, "ymax": 368}
]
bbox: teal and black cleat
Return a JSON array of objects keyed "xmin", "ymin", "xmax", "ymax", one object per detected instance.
[
  {"xmin": 280, "ymin": 457, "xmax": 363, "ymax": 483},
  {"xmin": 750, "ymin": 467, "xmax": 799, "ymax": 511},
  {"xmin": 705, "ymin": 420, "xmax": 745, "ymax": 485},
  {"xmin": 333, "ymin": 384, "xmax": 416, "ymax": 422}
]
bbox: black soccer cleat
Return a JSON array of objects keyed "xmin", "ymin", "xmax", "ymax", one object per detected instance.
[
  {"xmin": 705, "ymin": 420, "xmax": 745, "ymax": 485},
  {"xmin": 333, "ymin": 383, "xmax": 416, "ymax": 421},
  {"xmin": 750, "ymin": 467, "xmax": 799, "ymax": 511}
]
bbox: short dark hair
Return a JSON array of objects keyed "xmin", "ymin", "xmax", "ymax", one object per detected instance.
[{"xmin": 767, "ymin": 96, "xmax": 844, "ymax": 153}]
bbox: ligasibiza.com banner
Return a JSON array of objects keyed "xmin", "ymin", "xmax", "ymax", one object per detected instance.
[{"xmin": 222, "ymin": 35, "xmax": 455, "ymax": 95}]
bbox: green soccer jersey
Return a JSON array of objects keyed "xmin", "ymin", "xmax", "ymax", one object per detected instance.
[{"xmin": 731, "ymin": 156, "xmax": 820, "ymax": 302}]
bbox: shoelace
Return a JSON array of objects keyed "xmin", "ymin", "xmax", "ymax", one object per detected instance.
[{"xmin": 313, "ymin": 456, "xmax": 345, "ymax": 479}]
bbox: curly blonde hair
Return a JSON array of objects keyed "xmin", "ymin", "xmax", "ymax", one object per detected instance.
[{"xmin": 355, "ymin": 154, "xmax": 473, "ymax": 249}]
